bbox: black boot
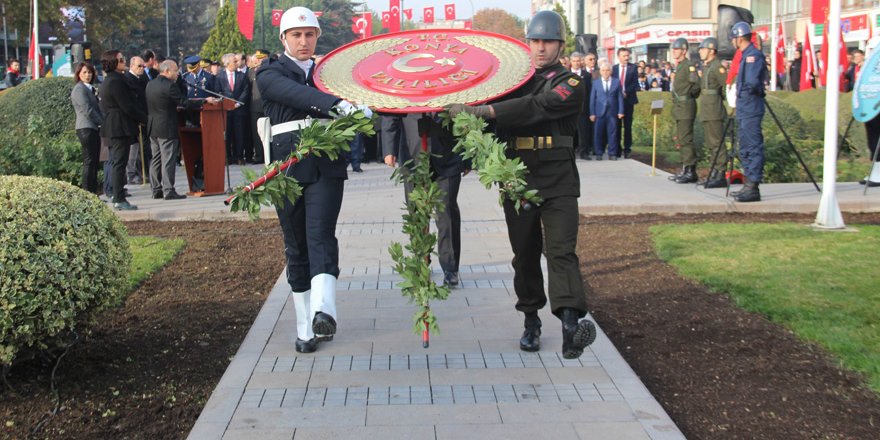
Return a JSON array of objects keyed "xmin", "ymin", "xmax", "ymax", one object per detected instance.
[
  {"xmin": 730, "ymin": 176, "xmax": 750, "ymax": 197},
  {"xmin": 560, "ymin": 308, "xmax": 597, "ymax": 359},
  {"xmin": 703, "ymin": 169, "xmax": 727, "ymax": 188},
  {"xmin": 295, "ymin": 338, "xmax": 317, "ymax": 353},
  {"xmin": 312, "ymin": 312, "xmax": 336, "ymax": 342},
  {"xmin": 668, "ymin": 165, "xmax": 687, "ymax": 181},
  {"xmin": 734, "ymin": 182, "xmax": 761, "ymax": 202},
  {"xmin": 519, "ymin": 312, "xmax": 541, "ymax": 352},
  {"xmin": 673, "ymin": 165, "xmax": 698, "ymax": 184}
]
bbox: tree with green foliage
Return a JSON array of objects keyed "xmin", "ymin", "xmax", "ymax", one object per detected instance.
[
  {"xmin": 553, "ymin": 4, "xmax": 576, "ymax": 55},
  {"xmin": 200, "ymin": 1, "xmax": 252, "ymax": 62}
]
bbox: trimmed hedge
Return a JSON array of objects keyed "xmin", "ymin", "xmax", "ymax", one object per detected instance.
[
  {"xmin": 631, "ymin": 90, "xmax": 871, "ymax": 182},
  {"xmin": 0, "ymin": 175, "xmax": 131, "ymax": 366},
  {"xmin": 0, "ymin": 77, "xmax": 81, "ymax": 185}
]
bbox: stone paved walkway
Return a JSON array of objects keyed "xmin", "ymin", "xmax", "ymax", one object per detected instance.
[{"xmin": 115, "ymin": 159, "xmax": 878, "ymax": 440}]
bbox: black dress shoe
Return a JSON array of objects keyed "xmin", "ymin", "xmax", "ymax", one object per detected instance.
[
  {"xmin": 164, "ymin": 191, "xmax": 187, "ymax": 200},
  {"xmin": 352, "ymin": 167, "xmax": 364, "ymax": 173},
  {"xmin": 623, "ymin": 152, "xmax": 632, "ymax": 159},
  {"xmin": 609, "ymin": 156, "xmax": 618, "ymax": 161},
  {"xmin": 312, "ymin": 312, "xmax": 336, "ymax": 342},
  {"xmin": 560, "ymin": 309, "xmax": 596, "ymax": 359},
  {"xmin": 152, "ymin": 191, "xmax": 164, "ymax": 199},
  {"xmin": 443, "ymin": 271, "xmax": 459, "ymax": 287},
  {"xmin": 594, "ymin": 155, "xmax": 603, "ymax": 161},
  {"xmin": 519, "ymin": 313, "xmax": 541, "ymax": 352},
  {"xmin": 868, "ymin": 180, "xmax": 880, "ymax": 187},
  {"xmin": 295, "ymin": 338, "xmax": 317, "ymax": 353}
]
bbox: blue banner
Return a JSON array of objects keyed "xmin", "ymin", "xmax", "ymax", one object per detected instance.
[{"xmin": 853, "ymin": 46, "xmax": 880, "ymax": 123}]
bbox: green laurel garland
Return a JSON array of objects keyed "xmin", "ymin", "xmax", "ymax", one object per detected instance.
[
  {"xmin": 228, "ymin": 112, "xmax": 375, "ymax": 220},
  {"xmin": 390, "ymin": 112, "xmax": 543, "ymax": 340}
]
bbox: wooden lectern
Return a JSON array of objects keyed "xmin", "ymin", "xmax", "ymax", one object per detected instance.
[{"xmin": 178, "ymin": 100, "xmax": 235, "ymax": 196}]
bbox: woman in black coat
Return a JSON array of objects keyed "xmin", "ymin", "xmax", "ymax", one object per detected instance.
[
  {"xmin": 70, "ymin": 62, "xmax": 104, "ymax": 193},
  {"xmin": 98, "ymin": 50, "xmax": 147, "ymax": 210}
]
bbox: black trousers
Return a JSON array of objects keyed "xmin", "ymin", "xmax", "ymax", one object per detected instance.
[
  {"xmin": 866, "ymin": 114, "xmax": 880, "ymax": 162},
  {"xmin": 109, "ymin": 136, "xmax": 133, "ymax": 203},
  {"xmin": 619, "ymin": 101, "xmax": 635, "ymax": 155},
  {"xmin": 77, "ymin": 128, "xmax": 100, "ymax": 193},
  {"xmin": 576, "ymin": 114, "xmax": 593, "ymax": 158},
  {"xmin": 503, "ymin": 195, "xmax": 587, "ymax": 318},
  {"xmin": 405, "ymin": 174, "xmax": 462, "ymax": 273},
  {"xmin": 276, "ymin": 174, "xmax": 344, "ymax": 292},
  {"xmin": 226, "ymin": 112, "xmax": 248, "ymax": 161}
]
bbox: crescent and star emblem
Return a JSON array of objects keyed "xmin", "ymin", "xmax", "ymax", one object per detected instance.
[{"xmin": 391, "ymin": 54, "xmax": 457, "ymax": 73}]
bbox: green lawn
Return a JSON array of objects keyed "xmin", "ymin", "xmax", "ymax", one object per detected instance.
[
  {"xmin": 128, "ymin": 236, "xmax": 185, "ymax": 290},
  {"xmin": 651, "ymin": 223, "xmax": 880, "ymax": 392}
]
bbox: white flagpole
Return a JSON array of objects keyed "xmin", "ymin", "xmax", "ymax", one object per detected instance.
[
  {"xmin": 770, "ymin": 0, "xmax": 777, "ymax": 91},
  {"xmin": 32, "ymin": 0, "xmax": 38, "ymax": 79},
  {"xmin": 814, "ymin": 0, "xmax": 845, "ymax": 229}
]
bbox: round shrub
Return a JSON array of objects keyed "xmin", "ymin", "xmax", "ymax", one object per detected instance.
[
  {"xmin": 0, "ymin": 175, "xmax": 131, "ymax": 366},
  {"xmin": 0, "ymin": 77, "xmax": 80, "ymax": 184}
]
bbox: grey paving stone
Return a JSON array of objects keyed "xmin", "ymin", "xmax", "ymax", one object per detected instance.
[
  {"xmin": 221, "ymin": 429, "xmax": 294, "ymax": 440},
  {"xmin": 498, "ymin": 401, "xmax": 636, "ymax": 423},
  {"xmin": 572, "ymin": 422, "xmax": 652, "ymax": 440},
  {"xmin": 366, "ymin": 404, "xmax": 501, "ymax": 426},
  {"xmin": 227, "ymin": 407, "xmax": 366, "ymax": 430},
  {"xmin": 293, "ymin": 426, "xmax": 435, "ymax": 440},
  {"xmin": 435, "ymin": 422, "xmax": 580, "ymax": 440}
]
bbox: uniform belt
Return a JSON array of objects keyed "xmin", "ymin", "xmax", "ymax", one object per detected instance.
[
  {"xmin": 514, "ymin": 136, "xmax": 573, "ymax": 150},
  {"xmin": 271, "ymin": 118, "xmax": 316, "ymax": 135},
  {"xmin": 701, "ymin": 89, "xmax": 720, "ymax": 95},
  {"xmin": 674, "ymin": 95, "xmax": 694, "ymax": 102}
]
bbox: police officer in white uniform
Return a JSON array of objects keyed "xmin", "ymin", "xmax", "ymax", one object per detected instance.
[{"xmin": 256, "ymin": 7, "xmax": 371, "ymax": 353}]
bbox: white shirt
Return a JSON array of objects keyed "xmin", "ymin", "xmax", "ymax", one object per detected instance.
[{"xmin": 285, "ymin": 52, "xmax": 314, "ymax": 78}]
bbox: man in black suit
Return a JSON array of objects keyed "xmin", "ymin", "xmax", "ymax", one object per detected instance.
[
  {"xmin": 217, "ymin": 52, "xmax": 250, "ymax": 164},
  {"xmin": 382, "ymin": 113, "xmax": 470, "ymax": 286},
  {"xmin": 142, "ymin": 50, "xmax": 159, "ymax": 81},
  {"xmin": 248, "ymin": 50, "xmax": 270, "ymax": 163},
  {"xmin": 570, "ymin": 52, "xmax": 592, "ymax": 160},
  {"xmin": 99, "ymin": 50, "xmax": 148, "ymax": 210},
  {"xmin": 145, "ymin": 60, "xmax": 210, "ymax": 200},
  {"xmin": 612, "ymin": 47, "xmax": 639, "ymax": 158},
  {"xmin": 125, "ymin": 56, "xmax": 150, "ymax": 184}
]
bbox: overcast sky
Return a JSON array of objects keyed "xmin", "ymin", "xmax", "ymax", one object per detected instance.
[{"xmin": 360, "ymin": 0, "xmax": 533, "ymax": 20}]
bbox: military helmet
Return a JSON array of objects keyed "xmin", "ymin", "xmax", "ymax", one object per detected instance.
[
  {"xmin": 730, "ymin": 22, "xmax": 752, "ymax": 38},
  {"xmin": 526, "ymin": 10, "xmax": 565, "ymax": 42},
  {"xmin": 670, "ymin": 38, "xmax": 689, "ymax": 50},
  {"xmin": 279, "ymin": 7, "xmax": 322, "ymax": 39},
  {"xmin": 699, "ymin": 37, "xmax": 719, "ymax": 50}
]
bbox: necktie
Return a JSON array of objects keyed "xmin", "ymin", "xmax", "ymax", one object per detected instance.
[
  {"xmin": 228, "ymin": 72, "xmax": 234, "ymax": 91},
  {"xmin": 605, "ymin": 80, "xmax": 609, "ymax": 93},
  {"xmin": 621, "ymin": 65, "xmax": 626, "ymax": 87}
]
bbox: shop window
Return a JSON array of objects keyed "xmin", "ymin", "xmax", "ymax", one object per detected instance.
[
  {"xmin": 692, "ymin": 0, "xmax": 710, "ymax": 18},
  {"xmin": 629, "ymin": 0, "xmax": 672, "ymax": 24}
]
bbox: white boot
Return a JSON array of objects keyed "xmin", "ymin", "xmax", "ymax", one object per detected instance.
[
  {"xmin": 310, "ymin": 273, "xmax": 337, "ymax": 340},
  {"xmin": 869, "ymin": 163, "xmax": 880, "ymax": 183},
  {"xmin": 291, "ymin": 290, "xmax": 316, "ymax": 353}
]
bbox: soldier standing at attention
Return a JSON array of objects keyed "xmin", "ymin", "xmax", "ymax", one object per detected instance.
[
  {"xmin": 446, "ymin": 10, "xmax": 596, "ymax": 360},
  {"xmin": 669, "ymin": 37, "xmax": 701, "ymax": 184},
  {"xmin": 257, "ymin": 6, "xmax": 371, "ymax": 354},
  {"xmin": 730, "ymin": 22, "xmax": 767, "ymax": 203},
  {"xmin": 698, "ymin": 37, "xmax": 729, "ymax": 189}
]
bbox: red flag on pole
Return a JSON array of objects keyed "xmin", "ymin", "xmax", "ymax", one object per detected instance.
[
  {"xmin": 801, "ymin": 27, "xmax": 815, "ymax": 91},
  {"xmin": 389, "ymin": 0, "xmax": 401, "ymax": 32},
  {"xmin": 351, "ymin": 13, "xmax": 372, "ymax": 39},
  {"xmin": 820, "ymin": 21, "xmax": 848, "ymax": 90},
  {"xmin": 313, "ymin": 11, "xmax": 323, "ymax": 17},
  {"xmin": 237, "ymin": 0, "xmax": 256, "ymax": 41},
  {"xmin": 381, "ymin": 11, "xmax": 391, "ymax": 29},
  {"xmin": 464, "ymin": 20, "xmax": 472, "ymax": 30},
  {"xmin": 271, "ymin": 9, "xmax": 283, "ymax": 27},
  {"xmin": 810, "ymin": 0, "xmax": 829, "ymax": 25},
  {"xmin": 403, "ymin": 9, "xmax": 413, "ymax": 20},
  {"xmin": 28, "ymin": 30, "xmax": 42, "ymax": 78},
  {"xmin": 444, "ymin": 3, "xmax": 456, "ymax": 21},
  {"xmin": 424, "ymin": 7, "xmax": 434, "ymax": 23},
  {"xmin": 775, "ymin": 23, "xmax": 786, "ymax": 75}
]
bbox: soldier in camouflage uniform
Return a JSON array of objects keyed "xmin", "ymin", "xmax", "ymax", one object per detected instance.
[
  {"xmin": 669, "ymin": 37, "xmax": 701, "ymax": 184},
  {"xmin": 698, "ymin": 37, "xmax": 729, "ymax": 188}
]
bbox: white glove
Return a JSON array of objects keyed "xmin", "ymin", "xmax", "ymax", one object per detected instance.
[{"xmin": 356, "ymin": 104, "xmax": 373, "ymax": 118}]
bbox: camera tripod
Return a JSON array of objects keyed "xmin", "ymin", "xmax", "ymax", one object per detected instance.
[{"xmin": 705, "ymin": 99, "xmax": 820, "ymax": 197}]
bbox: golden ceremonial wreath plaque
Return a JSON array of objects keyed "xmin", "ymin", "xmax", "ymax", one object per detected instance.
[{"xmin": 314, "ymin": 29, "xmax": 534, "ymax": 113}]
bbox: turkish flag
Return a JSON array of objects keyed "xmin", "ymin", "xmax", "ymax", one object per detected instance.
[
  {"xmin": 811, "ymin": 0, "xmax": 829, "ymax": 25},
  {"xmin": 404, "ymin": 9, "xmax": 413, "ymax": 20},
  {"xmin": 237, "ymin": 0, "xmax": 256, "ymax": 40},
  {"xmin": 314, "ymin": 11, "xmax": 323, "ymax": 17},
  {"xmin": 381, "ymin": 11, "xmax": 391, "ymax": 29},
  {"xmin": 28, "ymin": 29, "xmax": 43, "ymax": 78},
  {"xmin": 775, "ymin": 23, "xmax": 786, "ymax": 75},
  {"xmin": 445, "ymin": 3, "xmax": 456, "ymax": 21},
  {"xmin": 389, "ymin": 0, "xmax": 401, "ymax": 32},
  {"xmin": 801, "ymin": 27, "xmax": 815, "ymax": 91},
  {"xmin": 424, "ymin": 7, "xmax": 434, "ymax": 23},
  {"xmin": 464, "ymin": 20, "xmax": 472, "ymax": 30},
  {"xmin": 820, "ymin": 21, "xmax": 848, "ymax": 90},
  {"xmin": 351, "ymin": 13, "xmax": 372, "ymax": 39},
  {"xmin": 271, "ymin": 9, "xmax": 283, "ymax": 27}
]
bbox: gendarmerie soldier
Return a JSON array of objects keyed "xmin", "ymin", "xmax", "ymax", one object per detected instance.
[
  {"xmin": 669, "ymin": 37, "xmax": 701, "ymax": 184},
  {"xmin": 698, "ymin": 37, "xmax": 729, "ymax": 188},
  {"xmin": 446, "ymin": 10, "xmax": 596, "ymax": 360},
  {"xmin": 256, "ymin": 6, "xmax": 371, "ymax": 353},
  {"xmin": 730, "ymin": 22, "xmax": 767, "ymax": 202}
]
